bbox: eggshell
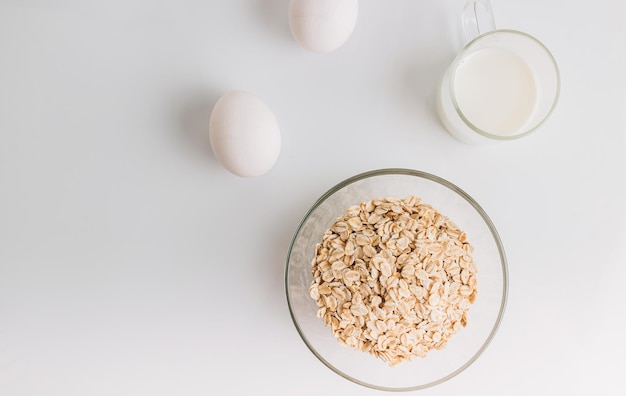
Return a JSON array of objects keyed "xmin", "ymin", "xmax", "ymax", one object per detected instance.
[
  {"xmin": 289, "ymin": 0, "xmax": 358, "ymax": 53},
  {"xmin": 209, "ymin": 91, "xmax": 281, "ymax": 177}
]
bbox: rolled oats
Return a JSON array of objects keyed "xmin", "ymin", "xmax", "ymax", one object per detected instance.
[{"xmin": 309, "ymin": 196, "xmax": 477, "ymax": 366}]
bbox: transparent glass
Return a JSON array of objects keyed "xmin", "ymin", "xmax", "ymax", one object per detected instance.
[
  {"xmin": 285, "ymin": 169, "xmax": 508, "ymax": 391},
  {"xmin": 437, "ymin": 0, "xmax": 560, "ymax": 143}
]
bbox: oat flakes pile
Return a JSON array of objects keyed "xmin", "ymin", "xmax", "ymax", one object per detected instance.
[{"xmin": 309, "ymin": 196, "xmax": 477, "ymax": 366}]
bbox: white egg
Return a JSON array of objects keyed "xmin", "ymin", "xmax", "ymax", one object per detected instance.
[
  {"xmin": 209, "ymin": 91, "xmax": 281, "ymax": 178},
  {"xmin": 288, "ymin": 0, "xmax": 358, "ymax": 53}
]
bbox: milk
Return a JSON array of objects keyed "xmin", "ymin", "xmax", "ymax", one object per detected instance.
[{"xmin": 452, "ymin": 48, "xmax": 538, "ymax": 136}]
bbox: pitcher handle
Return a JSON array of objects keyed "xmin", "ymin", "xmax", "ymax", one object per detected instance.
[{"xmin": 462, "ymin": 0, "xmax": 496, "ymax": 44}]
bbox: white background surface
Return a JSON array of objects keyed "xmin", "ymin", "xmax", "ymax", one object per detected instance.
[{"xmin": 0, "ymin": 1, "xmax": 624, "ymax": 395}]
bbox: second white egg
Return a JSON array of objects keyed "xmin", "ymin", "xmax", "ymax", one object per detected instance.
[{"xmin": 209, "ymin": 91, "xmax": 281, "ymax": 178}]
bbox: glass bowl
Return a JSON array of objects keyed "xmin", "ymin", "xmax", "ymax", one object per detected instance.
[{"xmin": 285, "ymin": 168, "xmax": 508, "ymax": 391}]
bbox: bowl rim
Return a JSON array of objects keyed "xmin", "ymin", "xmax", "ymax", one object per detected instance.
[{"xmin": 284, "ymin": 168, "xmax": 509, "ymax": 392}]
